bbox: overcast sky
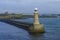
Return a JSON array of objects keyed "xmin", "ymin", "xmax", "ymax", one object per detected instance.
[{"xmin": 0, "ymin": 0, "xmax": 60, "ymax": 14}]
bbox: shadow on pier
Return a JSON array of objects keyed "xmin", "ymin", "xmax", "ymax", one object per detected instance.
[{"xmin": 0, "ymin": 19, "xmax": 33, "ymax": 31}]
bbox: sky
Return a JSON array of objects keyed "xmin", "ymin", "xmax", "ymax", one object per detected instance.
[{"xmin": 0, "ymin": 0, "xmax": 60, "ymax": 14}]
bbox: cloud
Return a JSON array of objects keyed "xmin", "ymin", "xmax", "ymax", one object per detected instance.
[
  {"xmin": 0, "ymin": 0, "xmax": 60, "ymax": 4},
  {"xmin": 0, "ymin": 0, "xmax": 60, "ymax": 14}
]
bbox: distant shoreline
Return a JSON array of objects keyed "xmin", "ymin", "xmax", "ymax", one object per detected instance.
[
  {"xmin": 0, "ymin": 16, "xmax": 59, "ymax": 19},
  {"xmin": 0, "ymin": 14, "xmax": 59, "ymax": 19}
]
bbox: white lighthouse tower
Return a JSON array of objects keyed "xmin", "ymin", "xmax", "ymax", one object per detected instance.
[
  {"xmin": 33, "ymin": 8, "xmax": 44, "ymax": 33},
  {"xmin": 29, "ymin": 8, "xmax": 44, "ymax": 33},
  {"xmin": 34, "ymin": 8, "xmax": 39, "ymax": 24}
]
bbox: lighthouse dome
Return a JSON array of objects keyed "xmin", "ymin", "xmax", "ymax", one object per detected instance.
[{"xmin": 35, "ymin": 8, "xmax": 38, "ymax": 11}]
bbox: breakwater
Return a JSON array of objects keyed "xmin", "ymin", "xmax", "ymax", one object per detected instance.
[{"xmin": 0, "ymin": 19, "xmax": 33, "ymax": 31}]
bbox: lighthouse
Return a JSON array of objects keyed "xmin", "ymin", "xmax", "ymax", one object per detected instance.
[
  {"xmin": 29, "ymin": 8, "xmax": 44, "ymax": 33},
  {"xmin": 34, "ymin": 8, "xmax": 39, "ymax": 24},
  {"xmin": 33, "ymin": 8, "xmax": 44, "ymax": 33}
]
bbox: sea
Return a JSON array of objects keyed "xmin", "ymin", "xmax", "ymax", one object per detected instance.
[{"xmin": 0, "ymin": 18, "xmax": 60, "ymax": 40}]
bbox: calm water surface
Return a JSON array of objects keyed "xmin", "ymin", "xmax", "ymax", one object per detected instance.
[
  {"xmin": 0, "ymin": 18, "xmax": 60, "ymax": 40},
  {"xmin": 0, "ymin": 22, "xmax": 31, "ymax": 40}
]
